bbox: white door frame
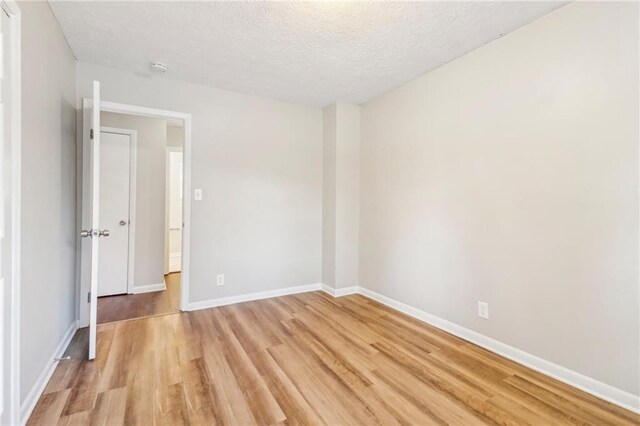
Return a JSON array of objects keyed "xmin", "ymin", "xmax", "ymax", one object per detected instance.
[
  {"xmin": 0, "ymin": 0, "xmax": 20, "ymax": 424},
  {"xmin": 79, "ymin": 100, "xmax": 192, "ymax": 325},
  {"xmin": 100, "ymin": 126, "xmax": 137, "ymax": 295},
  {"xmin": 164, "ymin": 146, "xmax": 183, "ymax": 275}
]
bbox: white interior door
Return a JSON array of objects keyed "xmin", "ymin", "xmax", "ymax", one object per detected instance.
[
  {"xmin": 84, "ymin": 81, "xmax": 102, "ymax": 360},
  {"xmin": 98, "ymin": 130, "xmax": 131, "ymax": 296}
]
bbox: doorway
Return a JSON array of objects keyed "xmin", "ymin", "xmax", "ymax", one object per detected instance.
[
  {"xmin": 79, "ymin": 96, "xmax": 192, "ymax": 357},
  {"xmin": 92, "ymin": 113, "xmax": 184, "ymax": 324}
]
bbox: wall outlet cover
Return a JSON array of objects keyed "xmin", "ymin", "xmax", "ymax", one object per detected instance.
[{"xmin": 216, "ymin": 274, "xmax": 224, "ymax": 286}]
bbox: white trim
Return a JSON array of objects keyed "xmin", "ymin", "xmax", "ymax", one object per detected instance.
[
  {"xmin": 19, "ymin": 321, "xmax": 78, "ymax": 426},
  {"xmin": 1, "ymin": 1, "xmax": 20, "ymax": 424},
  {"xmin": 100, "ymin": 126, "xmax": 137, "ymax": 295},
  {"xmin": 78, "ymin": 100, "xmax": 192, "ymax": 324},
  {"xmin": 132, "ymin": 282, "xmax": 166, "ymax": 294},
  {"xmin": 358, "ymin": 286, "xmax": 640, "ymax": 414},
  {"xmin": 320, "ymin": 284, "xmax": 358, "ymax": 297},
  {"xmin": 180, "ymin": 116, "xmax": 191, "ymax": 311},
  {"xmin": 188, "ymin": 283, "xmax": 323, "ymax": 311}
]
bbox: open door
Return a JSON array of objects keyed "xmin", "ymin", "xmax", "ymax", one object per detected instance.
[{"xmin": 82, "ymin": 81, "xmax": 105, "ymax": 360}]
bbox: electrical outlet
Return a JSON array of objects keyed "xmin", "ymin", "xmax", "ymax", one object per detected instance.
[
  {"xmin": 478, "ymin": 301, "xmax": 489, "ymax": 319},
  {"xmin": 216, "ymin": 274, "xmax": 224, "ymax": 286}
]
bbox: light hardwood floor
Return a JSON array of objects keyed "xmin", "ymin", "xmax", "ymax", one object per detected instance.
[
  {"xmin": 29, "ymin": 291, "xmax": 638, "ymax": 425},
  {"xmin": 97, "ymin": 273, "xmax": 181, "ymax": 324}
]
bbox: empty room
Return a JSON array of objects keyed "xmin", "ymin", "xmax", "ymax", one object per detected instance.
[{"xmin": 1, "ymin": 0, "xmax": 638, "ymax": 425}]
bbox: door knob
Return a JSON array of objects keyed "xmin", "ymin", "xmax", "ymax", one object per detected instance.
[
  {"xmin": 80, "ymin": 230, "xmax": 92, "ymax": 238},
  {"xmin": 99, "ymin": 229, "xmax": 110, "ymax": 237},
  {"xmin": 119, "ymin": 220, "xmax": 127, "ymax": 226}
]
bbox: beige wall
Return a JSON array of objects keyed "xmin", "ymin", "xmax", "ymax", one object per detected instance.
[
  {"xmin": 322, "ymin": 104, "xmax": 337, "ymax": 287},
  {"xmin": 101, "ymin": 112, "xmax": 167, "ymax": 289},
  {"xmin": 360, "ymin": 1, "xmax": 639, "ymax": 396},
  {"xmin": 76, "ymin": 62, "xmax": 322, "ymax": 309},
  {"xmin": 335, "ymin": 103, "xmax": 360, "ymax": 288},
  {"xmin": 18, "ymin": 0, "xmax": 77, "ymax": 406},
  {"xmin": 167, "ymin": 125, "xmax": 184, "ymax": 148},
  {"xmin": 323, "ymin": 103, "xmax": 360, "ymax": 289}
]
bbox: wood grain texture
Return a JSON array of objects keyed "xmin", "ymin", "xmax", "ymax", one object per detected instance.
[
  {"xmin": 29, "ymin": 291, "xmax": 639, "ymax": 425},
  {"xmin": 97, "ymin": 273, "xmax": 180, "ymax": 324}
]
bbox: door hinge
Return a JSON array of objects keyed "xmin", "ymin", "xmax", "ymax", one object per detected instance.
[
  {"xmin": 90, "ymin": 129, "xmax": 94, "ymax": 140},
  {"xmin": 87, "ymin": 291, "xmax": 91, "ymax": 302}
]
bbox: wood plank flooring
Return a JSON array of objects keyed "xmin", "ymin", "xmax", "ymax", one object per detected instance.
[
  {"xmin": 29, "ymin": 291, "xmax": 639, "ymax": 425},
  {"xmin": 97, "ymin": 273, "xmax": 181, "ymax": 324}
]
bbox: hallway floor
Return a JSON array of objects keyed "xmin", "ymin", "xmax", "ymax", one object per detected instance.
[{"xmin": 97, "ymin": 273, "xmax": 181, "ymax": 324}]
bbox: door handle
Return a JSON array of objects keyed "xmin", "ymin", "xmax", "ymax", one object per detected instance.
[
  {"xmin": 80, "ymin": 230, "xmax": 92, "ymax": 238},
  {"xmin": 99, "ymin": 229, "xmax": 110, "ymax": 237},
  {"xmin": 119, "ymin": 220, "xmax": 128, "ymax": 226}
]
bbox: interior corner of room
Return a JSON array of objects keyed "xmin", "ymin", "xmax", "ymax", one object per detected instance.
[{"xmin": 3, "ymin": 1, "xmax": 640, "ymax": 425}]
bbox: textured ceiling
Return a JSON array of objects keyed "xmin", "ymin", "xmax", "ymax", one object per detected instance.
[{"xmin": 49, "ymin": 1, "xmax": 567, "ymax": 107}]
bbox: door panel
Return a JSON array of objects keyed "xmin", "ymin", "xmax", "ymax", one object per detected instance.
[
  {"xmin": 97, "ymin": 131, "xmax": 130, "ymax": 296},
  {"xmin": 88, "ymin": 81, "xmax": 101, "ymax": 360}
]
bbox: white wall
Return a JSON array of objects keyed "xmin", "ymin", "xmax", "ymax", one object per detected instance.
[
  {"xmin": 100, "ymin": 112, "xmax": 167, "ymax": 289},
  {"xmin": 18, "ymin": 0, "xmax": 77, "ymax": 407},
  {"xmin": 76, "ymin": 62, "xmax": 322, "ymax": 307},
  {"xmin": 360, "ymin": 1, "xmax": 639, "ymax": 396},
  {"xmin": 322, "ymin": 103, "xmax": 360, "ymax": 289}
]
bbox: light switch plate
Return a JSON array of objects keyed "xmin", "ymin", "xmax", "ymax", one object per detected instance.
[{"xmin": 194, "ymin": 189, "xmax": 203, "ymax": 201}]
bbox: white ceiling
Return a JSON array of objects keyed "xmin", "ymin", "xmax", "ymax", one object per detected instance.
[{"xmin": 50, "ymin": 1, "xmax": 567, "ymax": 108}]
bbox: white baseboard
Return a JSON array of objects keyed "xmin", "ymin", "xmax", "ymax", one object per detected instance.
[
  {"xmin": 132, "ymin": 282, "xmax": 166, "ymax": 294},
  {"xmin": 358, "ymin": 286, "xmax": 640, "ymax": 414},
  {"xmin": 321, "ymin": 284, "xmax": 359, "ymax": 297},
  {"xmin": 21, "ymin": 320, "xmax": 79, "ymax": 425},
  {"xmin": 188, "ymin": 283, "xmax": 323, "ymax": 311}
]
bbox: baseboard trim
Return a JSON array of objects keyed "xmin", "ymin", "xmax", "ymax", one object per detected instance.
[
  {"xmin": 20, "ymin": 320, "xmax": 79, "ymax": 425},
  {"xmin": 188, "ymin": 283, "xmax": 323, "ymax": 311},
  {"xmin": 358, "ymin": 286, "xmax": 640, "ymax": 414},
  {"xmin": 132, "ymin": 282, "xmax": 166, "ymax": 294},
  {"xmin": 321, "ymin": 284, "xmax": 359, "ymax": 297}
]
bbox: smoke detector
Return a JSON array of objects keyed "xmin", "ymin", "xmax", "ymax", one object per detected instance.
[{"xmin": 150, "ymin": 61, "xmax": 167, "ymax": 73}]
